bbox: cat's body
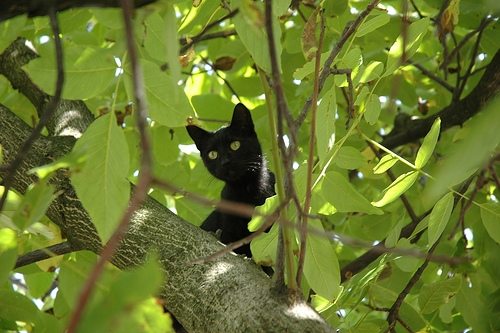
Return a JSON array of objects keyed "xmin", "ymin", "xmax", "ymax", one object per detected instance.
[{"xmin": 186, "ymin": 103, "xmax": 275, "ymax": 257}]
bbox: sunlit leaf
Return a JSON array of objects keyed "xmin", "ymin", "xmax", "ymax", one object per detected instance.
[
  {"xmin": 123, "ymin": 59, "xmax": 194, "ymax": 128},
  {"xmin": 0, "ymin": 228, "xmax": 17, "ymax": 284},
  {"xmin": 0, "ymin": 15, "xmax": 27, "ymax": 54},
  {"xmin": 316, "ymin": 88, "xmax": 336, "ymax": 167},
  {"xmin": 385, "ymin": 17, "xmax": 430, "ymax": 77},
  {"xmin": 415, "ymin": 117, "xmax": 441, "ymax": 169},
  {"xmin": 372, "ymin": 171, "xmax": 418, "ymax": 207},
  {"xmin": 12, "ymin": 181, "xmax": 55, "ymax": 231},
  {"xmin": 231, "ymin": 0, "xmax": 281, "ymax": 73},
  {"xmin": 427, "ymin": 192, "xmax": 454, "ymax": 246},
  {"xmin": 303, "ymin": 219, "xmax": 340, "ymax": 301},
  {"xmin": 322, "ymin": 172, "xmax": 383, "ymax": 215},
  {"xmin": 334, "ymin": 146, "xmax": 368, "ymax": 169},
  {"xmin": 373, "ymin": 154, "xmax": 398, "ymax": 174},
  {"xmin": 479, "ymin": 203, "xmax": 500, "ymax": 243},
  {"xmin": 357, "ymin": 13, "xmax": 390, "ymax": 37},
  {"xmin": 419, "ymin": 276, "xmax": 461, "ymax": 314},
  {"xmin": 364, "ymin": 93, "xmax": 381, "ymax": 125},
  {"xmin": 71, "ymin": 112, "xmax": 130, "ymax": 243},
  {"xmin": 24, "ymin": 44, "xmax": 116, "ymax": 100}
]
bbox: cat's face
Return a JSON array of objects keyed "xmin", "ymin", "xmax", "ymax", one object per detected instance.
[{"xmin": 186, "ymin": 104, "xmax": 264, "ymax": 183}]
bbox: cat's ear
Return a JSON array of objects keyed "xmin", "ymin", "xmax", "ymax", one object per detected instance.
[
  {"xmin": 230, "ymin": 103, "xmax": 255, "ymax": 134},
  {"xmin": 186, "ymin": 125, "xmax": 210, "ymax": 151}
]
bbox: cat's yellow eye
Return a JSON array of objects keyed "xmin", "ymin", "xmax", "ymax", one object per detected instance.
[
  {"xmin": 230, "ymin": 141, "xmax": 241, "ymax": 151},
  {"xmin": 208, "ymin": 151, "xmax": 218, "ymax": 159}
]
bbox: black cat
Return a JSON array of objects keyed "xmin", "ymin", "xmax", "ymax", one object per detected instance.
[{"xmin": 186, "ymin": 103, "xmax": 276, "ymax": 257}]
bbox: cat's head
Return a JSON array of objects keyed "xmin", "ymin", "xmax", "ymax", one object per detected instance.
[{"xmin": 186, "ymin": 103, "xmax": 264, "ymax": 183}]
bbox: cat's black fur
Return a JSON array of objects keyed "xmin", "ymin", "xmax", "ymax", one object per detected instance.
[{"xmin": 186, "ymin": 103, "xmax": 275, "ymax": 257}]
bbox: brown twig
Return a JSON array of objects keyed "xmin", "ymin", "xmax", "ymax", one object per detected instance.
[
  {"xmin": 199, "ymin": 55, "xmax": 241, "ymax": 101},
  {"xmin": 67, "ymin": 0, "xmax": 153, "ymax": 331},
  {"xmin": 407, "ymin": 59, "xmax": 455, "ymax": 93},
  {"xmin": 179, "ymin": 29, "xmax": 236, "ymax": 47},
  {"xmin": 297, "ymin": 10, "xmax": 326, "ymax": 286},
  {"xmin": 0, "ymin": 6, "xmax": 64, "ymax": 214},
  {"xmin": 264, "ymin": 0, "xmax": 299, "ymax": 290},
  {"xmin": 457, "ymin": 27, "xmax": 485, "ymax": 99},
  {"xmin": 179, "ymin": 9, "xmax": 239, "ymax": 54},
  {"xmin": 190, "ymin": 201, "xmax": 289, "ymax": 264},
  {"xmin": 440, "ymin": 17, "xmax": 493, "ymax": 71},
  {"xmin": 295, "ymin": 0, "xmax": 381, "ymax": 129},
  {"xmin": 448, "ymin": 170, "xmax": 485, "ymax": 240},
  {"xmin": 386, "ymin": 239, "xmax": 440, "ymax": 331}
]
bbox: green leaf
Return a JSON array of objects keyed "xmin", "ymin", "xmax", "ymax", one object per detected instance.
[
  {"xmin": 316, "ymin": 87, "xmax": 336, "ymax": 168},
  {"xmin": 334, "ymin": 146, "xmax": 368, "ymax": 169},
  {"xmin": 357, "ymin": 13, "xmax": 390, "ymax": 37},
  {"xmin": 394, "ymin": 239, "xmax": 419, "ymax": 272},
  {"xmin": 415, "ymin": 117, "xmax": 441, "ymax": 169},
  {"xmin": 456, "ymin": 277, "xmax": 490, "ymax": 333},
  {"xmin": 24, "ymin": 44, "xmax": 116, "ymax": 100},
  {"xmin": 0, "ymin": 228, "xmax": 17, "ymax": 284},
  {"xmin": 12, "ymin": 181, "xmax": 55, "ymax": 231},
  {"xmin": 123, "ymin": 59, "xmax": 194, "ymax": 128},
  {"xmin": 322, "ymin": 171, "xmax": 383, "ymax": 215},
  {"xmin": 143, "ymin": 12, "xmax": 169, "ymax": 63},
  {"xmin": 251, "ymin": 223, "xmax": 279, "ymax": 266},
  {"xmin": 418, "ymin": 276, "xmax": 461, "ymax": 314},
  {"xmin": 385, "ymin": 17, "xmax": 430, "ymax": 77},
  {"xmin": 231, "ymin": 0, "xmax": 282, "ymax": 73},
  {"xmin": 372, "ymin": 171, "xmax": 418, "ymax": 207},
  {"xmin": 303, "ymin": 219, "xmax": 340, "ymax": 301},
  {"xmin": 324, "ymin": 0, "xmax": 348, "ymax": 17},
  {"xmin": 71, "ymin": 112, "xmax": 130, "ymax": 243},
  {"xmin": 373, "ymin": 154, "xmax": 398, "ymax": 174},
  {"xmin": 364, "ymin": 93, "xmax": 381, "ymax": 125},
  {"xmin": 153, "ymin": 126, "xmax": 180, "ymax": 166},
  {"xmin": 0, "ymin": 15, "xmax": 27, "ymax": 54},
  {"xmin": 0, "ymin": 290, "xmax": 39, "ymax": 324},
  {"xmin": 92, "ymin": 8, "xmax": 124, "ymax": 29},
  {"xmin": 359, "ymin": 61, "xmax": 384, "ymax": 83},
  {"xmin": 479, "ymin": 203, "xmax": 500, "ymax": 243},
  {"xmin": 427, "ymin": 192, "xmax": 454, "ymax": 246},
  {"xmin": 24, "ymin": 272, "xmax": 56, "ymax": 299}
]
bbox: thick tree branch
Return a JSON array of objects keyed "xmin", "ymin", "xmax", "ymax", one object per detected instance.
[
  {"xmin": 0, "ymin": 0, "xmax": 155, "ymax": 22},
  {"xmin": 381, "ymin": 48, "xmax": 500, "ymax": 150}
]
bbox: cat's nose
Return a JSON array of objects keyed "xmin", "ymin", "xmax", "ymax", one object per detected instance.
[{"xmin": 220, "ymin": 156, "xmax": 230, "ymax": 165}]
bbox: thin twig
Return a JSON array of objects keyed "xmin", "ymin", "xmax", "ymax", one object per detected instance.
[
  {"xmin": 458, "ymin": 27, "xmax": 485, "ymax": 98},
  {"xmin": 190, "ymin": 201, "xmax": 289, "ymax": 264},
  {"xmin": 407, "ymin": 59, "xmax": 455, "ymax": 93},
  {"xmin": 199, "ymin": 55, "xmax": 241, "ymax": 101},
  {"xmin": 297, "ymin": 10, "xmax": 325, "ymax": 286},
  {"xmin": 448, "ymin": 170, "xmax": 485, "ymax": 240},
  {"xmin": 295, "ymin": 0, "xmax": 381, "ymax": 129},
  {"xmin": 264, "ymin": 0, "xmax": 298, "ymax": 290},
  {"xmin": 67, "ymin": 0, "xmax": 153, "ymax": 331},
  {"xmin": 179, "ymin": 29, "xmax": 237, "ymax": 47},
  {"xmin": 440, "ymin": 16, "xmax": 493, "ymax": 71},
  {"xmin": 179, "ymin": 9, "xmax": 239, "ymax": 54},
  {"xmin": 387, "ymin": 239, "xmax": 440, "ymax": 330},
  {"xmin": 0, "ymin": 6, "xmax": 64, "ymax": 214}
]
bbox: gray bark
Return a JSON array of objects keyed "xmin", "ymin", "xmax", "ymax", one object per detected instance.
[{"xmin": 0, "ymin": 38, "xmax": 335, "ymax": 332}]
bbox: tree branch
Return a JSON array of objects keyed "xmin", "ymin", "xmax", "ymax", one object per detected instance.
[
  {"xmin": 0, "ymin": 0, "xmax": 155, "ymax": 22},
  {"xmin": 381, "ymin": 48, "xmax": 500, "ymax": 150}
]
